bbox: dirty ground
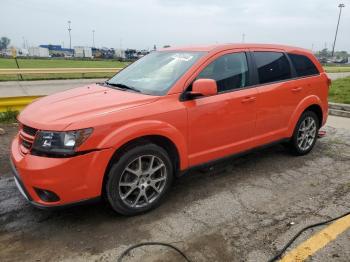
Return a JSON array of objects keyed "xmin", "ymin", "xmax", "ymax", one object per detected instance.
[{"xmin": 0, "ymin": 124, "xmax": 349, "ymax": 262}]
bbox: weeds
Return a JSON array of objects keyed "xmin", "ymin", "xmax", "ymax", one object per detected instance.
[{"xmin": 0, "ymin": 108, "xmax": 19, "ymax": 123}]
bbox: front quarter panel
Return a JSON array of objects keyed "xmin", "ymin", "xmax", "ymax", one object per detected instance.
[
  {"xmin": 74, "ymin": 95, "xmax": 189, "ymax": 170},
  {"xmin": 99, "ymin": 119, "xmax": 188, "ymax": 169}
]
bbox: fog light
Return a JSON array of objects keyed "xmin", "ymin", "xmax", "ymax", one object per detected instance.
[{"xmin": 34, "ymin": 188, "xmax": 60, "ymax": 202}]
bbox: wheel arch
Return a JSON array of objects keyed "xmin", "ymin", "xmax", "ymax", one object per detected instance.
[
  {"xmin": 101, "ymin": 134, "xmax": 184, "ymax": 197},
  {"xmin": 287, "ymin": 96, "xmax": 324, "ymax": 137},
  {"xmin": 304, "ymin": 104, "xmax": 323, "ymax": 127}
]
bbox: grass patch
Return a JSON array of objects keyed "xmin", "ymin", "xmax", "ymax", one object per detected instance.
[
  {"xmin": 0, "ymin": 108, "xmax": 19, "ymax": 123},
  {"xmin": 0, "ymin": 58, "xmax": 128, "ymax": 81},
  {"xmin": 324, "ymin": 66, "xmax": 350, "ymax": 73},
  {"xmin": 0, "ymin": 58, "xmax": 128, "ymax": 68},
  {"xmin": 329, "ymin": 76, "xmax": 350, "ymax": 104},
  {"xmin": 0, "ymin": 72, "xmax": 115, "ymax": 81}
]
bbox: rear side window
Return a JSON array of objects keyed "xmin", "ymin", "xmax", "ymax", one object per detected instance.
[
  {"xmin": 289, "ymin": 53, "xmax": 319, "ymax": 77},
  {"xmin": 254, "ymin": 52, "xmax": 291, "ymax": 84},
  {"xmin": 197, "ymin": 52, "xmax": 249, "ymax": 93}
]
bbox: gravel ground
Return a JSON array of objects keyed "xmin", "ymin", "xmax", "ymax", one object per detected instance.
[
  {"xmin": 0, "ymin": 124, "xmax": 18, "ymax": 175},
  {"xmin": 0, "ymin": 124, "xmax": 349, "ymax": 262}
]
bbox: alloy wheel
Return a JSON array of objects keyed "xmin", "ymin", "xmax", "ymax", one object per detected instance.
[
  {"xmin": 297, "ymin": 116, "xmax": 317, "ymax": 151},
  {"xmin": 118, "ymin": 155, "xmax": 167, "ymax": 208}
]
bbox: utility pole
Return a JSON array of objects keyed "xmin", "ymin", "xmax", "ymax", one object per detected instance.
[
  {"xmin": 242, "ymin": 33, "xmax": 245, "ymax": 43},
  {"xmin": 92, "ymin": 30, "xmax": 95, "ymax": 48},
  {"xmin": 331, "ymin": 3, "xmax": 345, "ymax": 57},
  {"xmin": 68, "ymin": 20, "xmax": 72, "ymax": 50}
]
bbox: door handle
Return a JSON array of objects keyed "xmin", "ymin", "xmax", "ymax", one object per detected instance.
[
  {"xmin": 241, "ymin": 96, "xmax": 256, "ymax": 103},
  {"xmin": 291, "ymin": 87, "xmax": 303, "ymax": 93}
]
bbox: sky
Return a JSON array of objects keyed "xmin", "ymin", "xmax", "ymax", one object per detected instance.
[{"xmin": 1, "ymin": 0, "xmax": 349, "ymax": 52}]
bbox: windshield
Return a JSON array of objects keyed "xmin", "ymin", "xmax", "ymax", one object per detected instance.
[{"xmin": 107, "ymin": 51, "xmax": 204, "ymax": 95}]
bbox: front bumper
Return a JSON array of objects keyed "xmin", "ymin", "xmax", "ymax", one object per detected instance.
[{"xmin": 10, "ymin": 135, "xmax": 114, "ymax": 208}]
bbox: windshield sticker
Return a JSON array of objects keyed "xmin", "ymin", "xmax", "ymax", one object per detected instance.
[{"xmin": 171, "ymin": 54, "xmax": 193, "ymax": 61}]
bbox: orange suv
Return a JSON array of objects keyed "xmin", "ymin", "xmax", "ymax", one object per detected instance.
[{"xmin": 10, "ymin": 44, "xmax": 330, "ymax": 215}]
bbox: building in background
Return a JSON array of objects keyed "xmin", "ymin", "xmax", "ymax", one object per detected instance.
[
  {"xmin": 136, "ymin": 49, "xmax": 150, "ymax": 58},
  {"xmin": 28, "ymin": 47, "xmax": 50, "ymax": 57},
  {"xmin": 74, "ymin": 46, "xmax": 92, "ymax": 58},
  {"xmin": 114, "ymin": 48, "xmax": 126, "ymax": 59},
  {"xmin": 125, "ymin": 49, "xmax": 137, "ymax": 60},
  {"xmin": 1, "ymin": 47, "xmax": 29, "ymax": 57},
  {"xmin": 17, "ymin": 48, "xmax": 29, "ymax": 56},
  {"xmin": 1, "ymin": 48, "xmax": 13, "ymax": 57},
  {"xmin": 40, "ymin": 45, "xmax": 73, "ymax": 57},
  {"xmin": 92, "ymin": 47, "xmax": 115, "ymax": 59}
]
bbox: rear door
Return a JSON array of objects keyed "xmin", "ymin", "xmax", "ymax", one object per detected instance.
[{"xmin": 287, "ymin": 52, "xmax": 321, "ymax": 103}]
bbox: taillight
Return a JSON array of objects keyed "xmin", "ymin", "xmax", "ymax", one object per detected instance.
[{"xmin": 327, "ymin": 77, "xmax": 332, "ymax": 87}]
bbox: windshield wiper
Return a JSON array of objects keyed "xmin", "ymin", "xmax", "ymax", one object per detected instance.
[{"xmin": 104, "ymin": 81, "xmax": 141, "ymax": 92}]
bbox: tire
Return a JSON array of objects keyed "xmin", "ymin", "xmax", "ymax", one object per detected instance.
[
  {"xmin": 289, "ymin": 111, "xmax": 319, "ymax": 156},
  {"xmin": 105, "ymin": 143, "xmax": 173, "ymax": 216}
]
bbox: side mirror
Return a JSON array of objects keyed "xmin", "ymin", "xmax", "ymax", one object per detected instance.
[{"xmin": 191, "ymin": 79, "xmax": 218, "ymax": 97}]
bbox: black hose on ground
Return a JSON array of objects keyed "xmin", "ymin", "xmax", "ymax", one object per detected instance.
[
  {"xmin": 117, "ymin": 242, "xmax": 192, "ymax": 262},
  {"xmin": 117, "ymin": 211, "xmax": 350, "ymax": 262},
  {"xmin": 268, "ymin": 211, "xmax": 350, "ymax": 262}
]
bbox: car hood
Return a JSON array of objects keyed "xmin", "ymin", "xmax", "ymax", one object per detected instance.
[{"xmin": 18, "ymin": 84, "xmax": 159, "ymax": 130}]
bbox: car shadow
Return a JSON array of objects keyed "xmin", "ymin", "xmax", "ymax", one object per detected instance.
[{"xmin": 18, "ymin": 142, "xmax": 298, "ymax": 222}]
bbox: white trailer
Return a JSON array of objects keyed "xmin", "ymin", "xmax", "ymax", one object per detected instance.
[
  {"xmin": 74, "ymin": 46, "xmax": 92, "ymax": 58},
  {"xmin": 83, "ymin": 47, "xmax": 92, "ymax": 58},
  {"xmin": 28, "ymin": 47, "xmax": 49, "ymax": 57},
  {"xmin": 115, "ymin": 48, "xmax": 126, "ymax": 59}
]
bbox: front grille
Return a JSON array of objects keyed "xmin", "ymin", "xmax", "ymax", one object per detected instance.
[
  {"xmin": 19, "ymin": 124, "xmax": 38, "ymax": 154},
  {"xmin": 22, "ymin": 140, "xmax": 32, "ymax": 149},
  {"xmin": 22, "ymin": 125, "xmax": 38, "ymax": 136}
]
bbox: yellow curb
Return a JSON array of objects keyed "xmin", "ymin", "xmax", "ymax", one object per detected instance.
[
  {"xmin": 280, "ymin": 214, "xmax": 350, "ymax": 262},
  {"xmin": 0, "ymin": 96, "xmax": 43, "ymax": 112}
]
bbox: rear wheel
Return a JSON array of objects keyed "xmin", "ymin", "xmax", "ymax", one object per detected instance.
[
  {"xmin": 105, "ymin": 143, "xmax": 173, "ymax": 215},
  {"xmin": 289, "ymin": 111, "xmax": 319, "ymax": 155}
]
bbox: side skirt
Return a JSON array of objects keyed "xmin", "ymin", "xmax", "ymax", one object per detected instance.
[{"xmin": 178, "ymin": 138, "xmax": 290, "ymax": 176}]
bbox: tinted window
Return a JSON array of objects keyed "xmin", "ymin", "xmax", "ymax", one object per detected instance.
[
  {"xmin": 197, "ymin": 52, "xmax": 249, "ymax": 92},
  {"xmin": 289, "ymin": 53, "xmax": 319, "ymax": 77},
  {"xmin": 254, "ymin": 52, "xmax": 291, "ymax": 84}
]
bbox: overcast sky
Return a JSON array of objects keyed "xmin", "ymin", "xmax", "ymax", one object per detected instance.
[{"xmin": 1, "ymin": 0, "xmax": 349, "ymax": 51}]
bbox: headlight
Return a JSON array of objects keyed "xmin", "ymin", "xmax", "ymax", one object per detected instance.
[{"xmin": 32, "ymin": 128, "xmax": 93, "ymax": 155}]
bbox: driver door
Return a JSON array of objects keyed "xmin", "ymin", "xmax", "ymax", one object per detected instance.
[{"xmin": 183, "ymin": 51, "xmax": 258, "ymax": 166}]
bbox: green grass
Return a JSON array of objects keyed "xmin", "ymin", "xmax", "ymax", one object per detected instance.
[
  {"xmin": 324, "ymin": 66, "xmax": 350, "ymax": 73},
  {"xmin": 0, "ymin": 108, "xmax": 19, "ymax": 123},
  {"xmin": 329, "ymin": 76, "xmax": 350, "ymax": 104},
  {"xmin": 0, "ymin": 58, "xmax": 127, "ymax": 68},
  {"xmin": 0, "ymin": 58, "xmax": 128, "ymax": 81},
  {"xmin": 0, "ymin": 72, "xmax": 115, "ymax": 81}
]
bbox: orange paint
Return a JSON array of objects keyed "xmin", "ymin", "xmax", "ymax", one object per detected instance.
[{"xmin": 10, "ymin": 44, "xmax": 329, "ymax": 208}]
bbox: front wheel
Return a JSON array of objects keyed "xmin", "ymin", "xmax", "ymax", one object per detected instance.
[
  {"xmin": 289, "ymin": 111, "xmax": 319, "ymax": 156},
  {"xmin": 105, "ymin": 143, "xmax": 173, "ymax": 216}
]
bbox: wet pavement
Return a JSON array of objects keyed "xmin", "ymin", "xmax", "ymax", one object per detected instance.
[{"xmin": 0, "ymin": 124, "xmax": 349, "ymax": 262}]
